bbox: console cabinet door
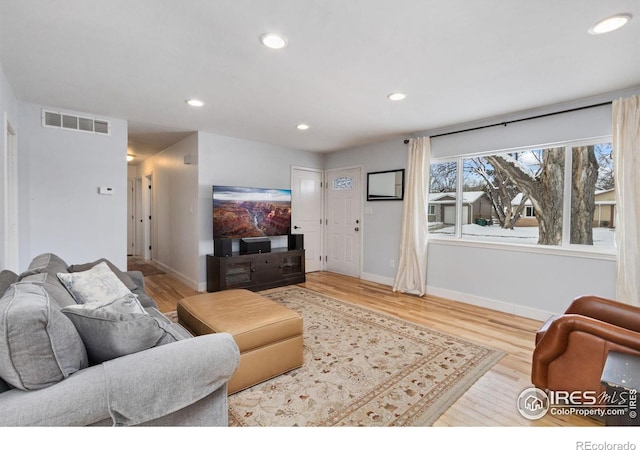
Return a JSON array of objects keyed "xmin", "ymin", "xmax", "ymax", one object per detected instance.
[
  {"xmin": 253, "ymin": 254, "xmax": 279, "ymax": 285},
  {"xmin": 222, "ymin": 258, "xmax": 255, "ymax": 289},
  {"xmin": 280, "ymin": 251, "xmax": 305, "ymax": 280}
]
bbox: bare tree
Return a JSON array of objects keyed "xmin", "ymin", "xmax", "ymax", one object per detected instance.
[
  {"xmin": 465, "ymin": 157, "xmax": 528, "ymax": 229},
  {"xmin": 430, "ymin": 162, "xmax": 457, "ymax": 193},
  {"xmin": 594, "ymin": 143, "xmax": 614, "ymax": 191},
  {"xmin": 486, "ymin": 147, "xmax": 599, "ymax": 245},
  {"xmin": 486, "ymin": 149, "xmax": 565, "ymax": 245},
  {"xmin": 571, "ymin": 146, "xmax": 598, "ymax": 244}
]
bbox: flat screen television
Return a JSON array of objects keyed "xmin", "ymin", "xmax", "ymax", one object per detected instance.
[{"xmin": 212, "ymin": 185, "xmax": 292, "ymax": 239}]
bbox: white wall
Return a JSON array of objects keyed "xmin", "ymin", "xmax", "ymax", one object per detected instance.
[
  {"xmin": 137, "ymin": 133, "xmax": 200, "ymax": 288},
  {"xmin": 427, "ymin": 242, "xmax": 616, "ymax": 319},
  {"xmin": 17, "ymin": 102, "xmax": 128, "ymax": 271},
  {"xmin": 197, "ymin": 131, "xmax": 324, "ymax": 290},
  {"xmin": 0, "ymin": 61, "xmax": 18, "ymax": 271},
  {"xmin": 326, "ymin": 92, "xmax": 640, "ymax": 320}
]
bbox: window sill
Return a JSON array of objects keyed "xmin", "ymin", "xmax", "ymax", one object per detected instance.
[{"xmin": 428, "ymin": 236, "xmax": 616, "ymax": 261}]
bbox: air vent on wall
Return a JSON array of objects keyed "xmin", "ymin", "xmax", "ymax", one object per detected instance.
[{"xmin": 42, "ymin": 110, "xmax": 111, "ymax": 135}]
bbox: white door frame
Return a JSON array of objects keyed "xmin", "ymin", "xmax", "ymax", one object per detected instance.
[
  {"xmin": 3, "ymin": 116, "xmax": 19, "ymax": 272},
  {"xmin": 324, "ymin": 165, "xmax": 363, "ymax": 278}
]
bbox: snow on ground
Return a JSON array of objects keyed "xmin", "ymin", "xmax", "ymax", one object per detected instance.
[{"xmin": 430, "ymin": 223, "xmax": 615, "ymax": 247}]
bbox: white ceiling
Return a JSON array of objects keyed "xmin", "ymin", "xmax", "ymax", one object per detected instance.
[{"xmin": 1, "ymin": 0, "xmax": 639, "ymax": 161}]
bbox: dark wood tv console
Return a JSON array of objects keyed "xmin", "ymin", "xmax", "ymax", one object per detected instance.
[{"xmin": 206, "ymin": 248, "xmax": 305, "ymax": 292}]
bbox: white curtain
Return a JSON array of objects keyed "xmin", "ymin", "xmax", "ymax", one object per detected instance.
[
  {"xmin": 392, "ymin": 136, "xmax": 430, "ymax": 296},
  {"xmin": 613, "ymin": 95, "xmax": 640, "ymax": 306}
]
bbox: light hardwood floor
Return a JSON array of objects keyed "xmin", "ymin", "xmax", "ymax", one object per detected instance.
[{"xmin": 145, "ymin": 270, "xmax": 601, "ymax": 427}]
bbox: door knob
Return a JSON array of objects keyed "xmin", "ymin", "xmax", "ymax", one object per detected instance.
[
  {"xmin": 294, "ymin": 225, "xmax": 301, "ymax": 229},
  {"xmin": 354, "ymin": 227, "xmax": 359, "ymax": 231}
]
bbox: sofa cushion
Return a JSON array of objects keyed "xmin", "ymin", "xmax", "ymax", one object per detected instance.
[
  {"xmin": 17, "ymin": 272, "xmax": 77, "ymax": 308},
  {"xmin": 19, "ymin": 253, "xmax": 69, "ymax": 279},
  {"xmin": 0, "ymin": 283, "xmax": 88, "ymax": 390},
  {"xmin": 57, "ymin": 261, "xmax": 133, "ymax": 304},
  {"xmin": 0, "ymin": 270, "xmax": 18, "ymax": 296},
  {"xmin": 61, "ymin": 296, "xmax": 182, "ymax": 364},
  {"xmin": 68, "ymin": 258, "xmax": 138, "ymax": 292},
  {"xmin": 131, "ymin": 287, "xmax": 157, "ymax": 308}
]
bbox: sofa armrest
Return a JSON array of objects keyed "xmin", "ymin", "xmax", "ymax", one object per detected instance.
[
  {"xmin": 535, "ymin": 314, "xmax": 560, "ymax": 345},
  {"xmin": 103, "ymin": 332, "xmax": 240, "ymax": 426},
  {"xmin": 126, "ymin": 270, "xmax": 158, "ymax": 308},
  {"xmin": 0, "ymin": 333, "xmax": 240, "ymax": 426},
  {"xmin": 126, "ymin": 270, "xmax": 145, "ymax": 291},
  {"xmin": 565, "ymin": 295, "xmax": 640, "ymax": 333},
  {"xmin": 0, "ymin": 363, "xmax": 111, "ymax": 426},
  {"xmin": 532, "ymin": 314, "xmax": 640, "ymax": 389}
]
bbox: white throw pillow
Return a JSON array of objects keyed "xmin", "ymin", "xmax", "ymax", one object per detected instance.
[
  {"xmin": 57, "ymin": 261, "xmax": 133, "ymax": 304},
  {"xmin": 62, "ymin": 294, "xmax": 147, "ymax": 315}
]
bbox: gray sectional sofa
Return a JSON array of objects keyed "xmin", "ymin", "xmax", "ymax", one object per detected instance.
[{"xmin": 0, "ymin": 253, "xmax": 240, "ymax": 426}]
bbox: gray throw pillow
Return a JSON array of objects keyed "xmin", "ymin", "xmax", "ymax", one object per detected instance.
[
  {"xmin": 0, "ymin": 270, "xmax": 18, "ymax": 297},
  {"xmin": 62, "ymin": 296, "xmax": 181, "ymax": 364},
  {"xmin": 68, "ymin": 258, "xmax": 137, "ymax": 291},
  {"xmin": 57, "ymin": 261, "xmax": 133, "ymax": 304},
  {"xmin": 0, "ymin": 283, "xmax": 88, "ymax": 390},
  {"xmin": 17, "ymin": 272, "xmax": 77, "ymax": 308}
]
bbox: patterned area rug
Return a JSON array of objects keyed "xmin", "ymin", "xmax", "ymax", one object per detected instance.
[
  {"xmin": 127, "ymin": 256, "xmax": 165, "ymax": 276},
  {"xmin": 226, "ymin": 286, "xmax": 505, "ymax": 427}
]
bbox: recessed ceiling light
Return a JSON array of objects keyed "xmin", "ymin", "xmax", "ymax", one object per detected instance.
[
  {"xmin": 186, "ymin": 99, "xmax": 204, "ymax": 107},
  {"xmin": 296, "ymin": 123, "xmax": 310, "ymax": 131},
  {"xmin": 589, "ymin": 13, "xmax": 632, "ymax": 35},
  {"xmin": 126, "ymin": 154, "xmax": 134, "ymax": 162},
  {"xmin": 387, "ymin": 92, "xmax": 406, "ymax": 101},
  {"xmin": 260, "ymin": 33, "xmax": 287, "ymax": 49}
]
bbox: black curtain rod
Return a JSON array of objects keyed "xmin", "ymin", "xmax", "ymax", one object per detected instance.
[{"xmin": 403, "ymin": 101, "xmax": 612, "ymax": 144}]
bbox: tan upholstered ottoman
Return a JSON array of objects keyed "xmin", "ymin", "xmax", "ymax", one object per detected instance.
[{"xmin": 177, "ymin": 289, "xmax": 303, "ymax": 394}]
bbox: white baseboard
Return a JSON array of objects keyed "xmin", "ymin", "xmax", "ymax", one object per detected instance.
[
  {"xmin": 151, "ymin": 260, "xmax": 200, "ymax": 292},
  {"xmin": 360, "ymin": 272, "xmax": 394, "ymax": 286},
  {"xmin": 360, "ymin": 272, "xmax": 554, "ymax": 321},
  {"xmin": 425, "ymin": 286, "xmax": 555, "ymax": 321}
]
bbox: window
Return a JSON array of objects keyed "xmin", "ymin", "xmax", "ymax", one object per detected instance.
[
  {"xmin": 428, "ymin": 138, "xmax": 614, "ymax": 251},
  {"xmin": 570, "ymin": 143, "xmax": 614, "ymax": 246},
  {"xmin": 525, "ymin": 206, "xmax": 536, "ymax": 217},
  {"xmin": 428, "ymin": 162, "xmax": 458, "ymax": 237},
  {"xmin": 333, "ymin": 176, "xmax": 353, "ymax": 190}
]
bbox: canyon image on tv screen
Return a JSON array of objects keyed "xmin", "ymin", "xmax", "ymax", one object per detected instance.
[{"xmin": 212, "ymin": 185, "xmax": 292, "ymax": 239}]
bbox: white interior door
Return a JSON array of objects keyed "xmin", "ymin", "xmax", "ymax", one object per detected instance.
[
  {"xmin": 291, "ymin": 167, "xmax": 323, "ymax": 272},
  {"xmin": 145, "ymin": 173, "xmax": 153, "ymax": 260},
  {"xmin": 325, "ymin": 167, "xmax": 361, "ymax": 278}
]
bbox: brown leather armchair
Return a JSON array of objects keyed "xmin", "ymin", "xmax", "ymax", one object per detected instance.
[{"xmin": 532, "ymin": 295, "xmax": 640, "ymax": 396}]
